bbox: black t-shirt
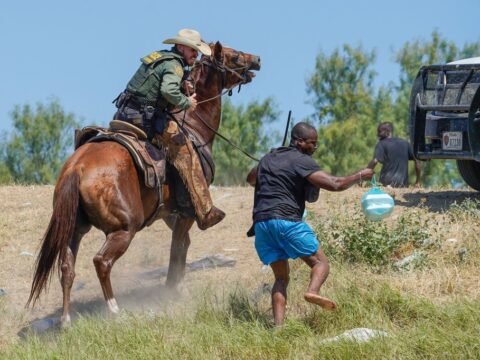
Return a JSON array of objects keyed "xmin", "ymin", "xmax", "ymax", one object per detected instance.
[
  {"xmin": 374, "ymin": 137, "xmax": 414, "ymax": 187},
  {"xmin": 253, "ymin": 146, "xmax": 320, "ymax": 223}
]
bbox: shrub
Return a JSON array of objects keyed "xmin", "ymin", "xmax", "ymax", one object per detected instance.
[{"xmin": 314, "ymin": 208, "xmax": 431, "ymax": 268}]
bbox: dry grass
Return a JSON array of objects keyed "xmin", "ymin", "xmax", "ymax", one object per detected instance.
[{"xmin": 0, "ymin": 185, "xmax": 479, "ymax": 352}]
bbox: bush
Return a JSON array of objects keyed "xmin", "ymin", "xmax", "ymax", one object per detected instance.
[{"xmin": 314, "ymin": 208, "xmax": 431, "ymax": 267}]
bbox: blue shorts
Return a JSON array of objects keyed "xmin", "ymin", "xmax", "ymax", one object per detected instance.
[{"xmin": 254, "ymin": 219, "xmax": 319, "ymax": 265}]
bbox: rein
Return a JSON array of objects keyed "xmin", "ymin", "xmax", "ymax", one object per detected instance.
[
  {"xmin": 172, "ymin": 54, "xmax": 260, "ymax": 162},
  {"xmin": 188, "ymin": 111, "xmax": 260, "ymax": 162},
  {"xmin": 193, "ymin": 56, "xmax": 250, "ymax": 105}
]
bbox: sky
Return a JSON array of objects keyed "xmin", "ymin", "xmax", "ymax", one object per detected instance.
[{"xmin": 1, "ymin": 0, "xmax": 479, "ymax": 134}]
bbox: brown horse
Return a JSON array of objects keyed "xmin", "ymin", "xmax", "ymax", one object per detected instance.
[{"xmin": 27, "ymin": 42, "xmax": 261, "ymax": 327}]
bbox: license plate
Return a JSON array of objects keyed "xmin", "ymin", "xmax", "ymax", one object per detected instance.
[{"xmin": 442, "ymin": 132, "xmax": 463, "ymax": 151}]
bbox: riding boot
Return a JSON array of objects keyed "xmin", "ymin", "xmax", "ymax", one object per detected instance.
[{"xmin": 158, "ymin": 121, "xmax": 225, "ymax": 230}]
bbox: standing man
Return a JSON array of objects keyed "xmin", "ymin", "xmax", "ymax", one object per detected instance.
[
  {"xmin": 367, "ymin": 122, "xmax": 421, "ymax": 187},
  {"xmin": 247, "ymin": 122, "xmax": 374, "ymax": 326},
  {"xmin": 113, "ymin": 29, "xmax": 224, "ymax": 230}
]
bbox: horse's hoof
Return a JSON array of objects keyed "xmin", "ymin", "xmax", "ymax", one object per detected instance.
[
  {"xmin": 107, "ymin": 298, "xmax": 121, "ymax": 315},
  {"xmin": 60, "ymin": 315, "xmax": 71, "ymax": 329}
]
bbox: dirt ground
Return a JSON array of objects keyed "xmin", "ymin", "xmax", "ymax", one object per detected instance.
[{"xmin": 0, "ymin": 184, "xmax": 478, "ymax": 344}]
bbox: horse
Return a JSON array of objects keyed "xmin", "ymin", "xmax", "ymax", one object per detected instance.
[{"xmin": 27, "ymin": 41, "xmax": 261, "ymax": 327}]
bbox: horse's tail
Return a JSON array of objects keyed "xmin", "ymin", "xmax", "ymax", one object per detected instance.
[{"xmin": 27, "ymin": 170, "xmax": 80, "ymax": 307}]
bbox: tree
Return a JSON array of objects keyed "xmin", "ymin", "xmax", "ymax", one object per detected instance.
[
  {"xmin": 1, "ymin": 99, "xmax": 80, "ymax": 184},
  {"xmin": 213, "ymin": 98, "xmax": 280, "ymax": 185},
  {"xmin": 306, "ymin": 44, "xmax": 377, "ymax": 124},
  {"xmin": 306, "ymin": 34, "xmax": 480, "ymax": 185},
  {"xmin": 306, "ymin": 45, "xmax": 389, "ymax": 175}
]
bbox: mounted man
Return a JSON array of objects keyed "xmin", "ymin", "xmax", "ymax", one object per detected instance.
[{"xmin": 113, "ymin": 29, "xmax": 225, "ymax": 230}]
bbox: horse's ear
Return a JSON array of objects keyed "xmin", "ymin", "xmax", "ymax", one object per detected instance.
[{"xmin": 214, "ymin": 41, "xmax": 223, "ymax": 61}]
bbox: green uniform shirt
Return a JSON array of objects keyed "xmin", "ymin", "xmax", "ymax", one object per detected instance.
[{"xmin": 126, "ymin": 48, "xmax": 191, "ymax": 110}]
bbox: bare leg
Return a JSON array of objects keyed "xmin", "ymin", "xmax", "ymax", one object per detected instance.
[
  {"xmin": 60, "ymin": 220, "xmax": 91, "ymax": 327},
  {"xmin": 270, "ymin": 260, "xmax": 290, "ymax": 326},
  {"xmin": 166, "ymin": 216, "xmax": 194, "ymax": 289},
  {"xmin": 301, "ymin": 248, "xmax": 336, "ymax": 310},
  {"xmin": 93, "ymin": 229, "xmax": 135, "ymax": 314}
]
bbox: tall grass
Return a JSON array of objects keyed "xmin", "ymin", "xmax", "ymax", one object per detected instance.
[
  {"xmin": 2, "ymin": 189, "xmax": 479, "ymax": 359},
  {"xmin": 2, "ymin": 263, "xmax": 479, "ymax": 359}
]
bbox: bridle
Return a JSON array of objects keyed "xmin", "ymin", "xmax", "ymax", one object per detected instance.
[
  {"xmin": 171, "ymin": 49, "xmax": 260, "ymax": 162},
  {"xmin": 190, "ymin": 50, "xmax": 252, "ymax": 105}
]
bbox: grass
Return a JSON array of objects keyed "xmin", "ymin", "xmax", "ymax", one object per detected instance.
[
  {"xmin": 1, "ymin": 186, "xmax": 479, "ymax": 359},
  {"xmin": 1, "ymin": 265, "xmax": 479, "ymax": 359}
]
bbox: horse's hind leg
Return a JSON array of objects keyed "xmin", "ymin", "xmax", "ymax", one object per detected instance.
[
  {"xmin": 93, "ymin": 230, "xmax": 135, "ymax": 314},
  {"xmin": 60, "ymin": 218, "xmax": 91, "ymax": 327},
  {"xmin": 166, "ymin": 216, "xmax": 194, "ymax": 289}
]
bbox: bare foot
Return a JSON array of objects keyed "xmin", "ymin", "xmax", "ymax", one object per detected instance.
[{"xmin": 304, "ymin": 292, "xmax": 337, "ymax": 310}]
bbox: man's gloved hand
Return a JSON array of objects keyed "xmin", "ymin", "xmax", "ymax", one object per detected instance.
[{"xmin": 188, "ymin": 94, "xmax": 197, "ymax": 112}]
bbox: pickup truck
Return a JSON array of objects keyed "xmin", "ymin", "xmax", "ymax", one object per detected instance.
[{"xmin": 409, "ymin": 57, "xmax": 480, "ymax": 190}]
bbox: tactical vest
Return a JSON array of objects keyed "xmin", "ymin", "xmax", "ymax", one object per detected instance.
[{"xmin": 126, "ymin": 50, "xmax": 185, "ymax": 107}]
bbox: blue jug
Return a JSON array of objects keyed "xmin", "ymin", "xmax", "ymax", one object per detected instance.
[{"xmin": 361, "ymin": 176, "xmax": 394, "ymax": 221}]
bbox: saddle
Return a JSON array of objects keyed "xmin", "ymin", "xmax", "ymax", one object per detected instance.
[
  {"xmin": 74, "ymin": 122, "xmax": 166, "ymax": 227},
  {"xmin": 74, "ymin": 121, "xmax": 217, "ymax": 223}
]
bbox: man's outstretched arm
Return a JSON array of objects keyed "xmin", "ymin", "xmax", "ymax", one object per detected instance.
[{"xmin": 306, "ymin": 168, "xmax": 374, "ymax": 192}]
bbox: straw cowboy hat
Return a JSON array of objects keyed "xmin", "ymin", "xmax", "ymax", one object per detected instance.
[{"xmin": 163, "ymin": 29, "xmax": 211, "ymax": 56}]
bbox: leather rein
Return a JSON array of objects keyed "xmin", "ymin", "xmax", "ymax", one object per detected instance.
[{"xmin": 172, "ymin": 53, "xmax": 260, "ymax": 162}]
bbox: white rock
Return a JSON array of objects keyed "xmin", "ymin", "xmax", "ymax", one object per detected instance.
[
  {"xmin": 445, "ymin": 238, "xmax": 458, "ymax": 244},
  {"xmin": 320, "ymin": 328, "xmax": 389, "ymax": 344},
  {"xmin": 394, "ymin": 253, "xmax": 418, "ymax": 268}
]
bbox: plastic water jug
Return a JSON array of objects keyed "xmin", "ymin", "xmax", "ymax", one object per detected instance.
[{"xmin": 361, "ymin": 176, "xmax": 394, "ymax": 221}]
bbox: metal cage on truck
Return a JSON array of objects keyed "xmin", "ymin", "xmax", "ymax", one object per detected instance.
[{"xmin": 409, "ymin": 61, "xmax": 480, "ymax": 190}]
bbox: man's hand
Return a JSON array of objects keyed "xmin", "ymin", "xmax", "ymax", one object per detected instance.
[
  {"xmin": 246, "ymin": 166, "xmax": 258, "ymax": 187},
  {"xmin": 359, "ymin": 168, "xmax": 374, "ymax": 182},
  {"xmin": 367, "ymin": 158, "xmax": 378, "ymax": 170},
  {"xmin": 188, "ymin": 94, "xmax": 197, "ymax": 112}
]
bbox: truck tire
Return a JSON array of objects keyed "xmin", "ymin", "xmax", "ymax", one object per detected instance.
[{"xmin": 457, "ymin": 160, "xmax": 480, "ymax": 191}]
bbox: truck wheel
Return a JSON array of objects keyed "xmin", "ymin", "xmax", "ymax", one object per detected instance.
[{"xmin": 457, "ymin": 160, "xmax": 480, "ymax": 191}]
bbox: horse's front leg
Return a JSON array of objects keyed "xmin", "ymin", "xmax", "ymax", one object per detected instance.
[{"xmin": 166, "ymin": 216, "xmax": 194, "ymax": 288}]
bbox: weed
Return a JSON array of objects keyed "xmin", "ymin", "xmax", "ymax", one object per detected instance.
[
  {"xmin": 315, "ymin": 209, "xmax": 432, "ymax": 268},
  {"xmin": 448, "ymin": 197, "xmax": 480, "ymax": 222}
]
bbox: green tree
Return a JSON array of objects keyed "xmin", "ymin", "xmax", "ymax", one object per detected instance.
[
  {"xmin": 306, "ymin": 45, "xmax": 390, "ymax": 175},
  {"xmin": 306, "ymin": 44, "xmax": 377, "ymax": 124},
  {"xmin": 0, "ymin": 134, "xmax": 13, "ymax": 184},
  {"xmin": 213, "ymin": 98, "xmax": 280, "ymax": 185},
  {"xmin": 1, "ymin": 99, "xmax": 80, "ymax": 184},
  {"xmin": 394, "ymin": 31, "xmax": 480, "ymax": 186}
]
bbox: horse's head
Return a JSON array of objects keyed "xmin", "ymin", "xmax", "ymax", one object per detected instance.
[{"xmin": 194, "ymin": 41, "xmax": 261, "ymax": 91}]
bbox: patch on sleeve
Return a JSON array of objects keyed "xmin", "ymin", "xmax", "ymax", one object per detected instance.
[
  {"xmin": 175, "ymin": 65, "xmax": 184, "ymax": 77},
  {"xmin": 141, "ymin": 51, "xmax": 162, "ymax": 65}
]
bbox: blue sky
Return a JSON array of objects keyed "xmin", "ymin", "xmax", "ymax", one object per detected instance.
[{"xmin": 1, "ymin": 0, "xmax": 479, "ymax": 133}]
